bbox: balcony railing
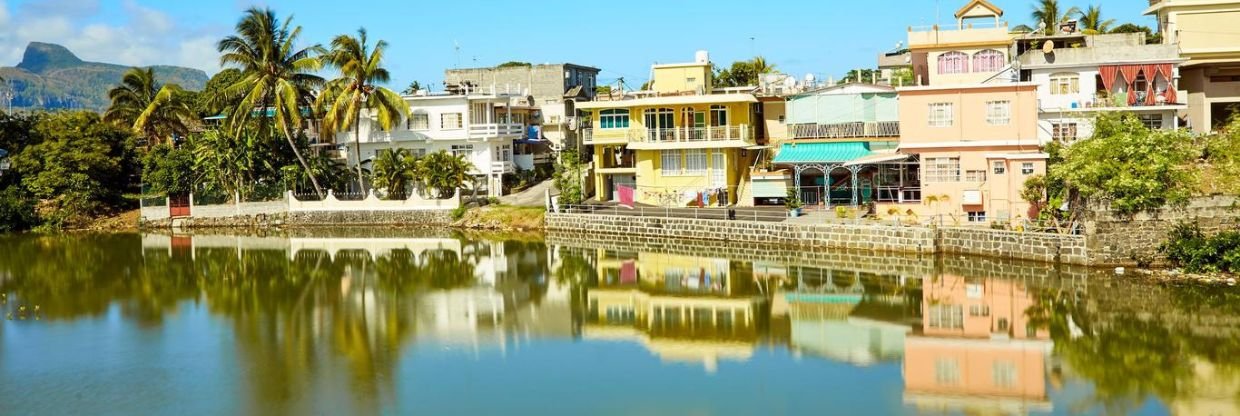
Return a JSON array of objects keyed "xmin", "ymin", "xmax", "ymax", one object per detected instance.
[
  {"xmin": 634, "ymin": 125, "xmax": 753, "ymax": 144},
  {"xmin": 489, "ymin": 160, "xmax": 515, "ymax": 174},
  {"xmin": 469, "ymin": 123, "xmax": 524, "ymax": 138},
  {"xmin": 789, "ymin": 121, "xmax": 900, "ymax": 139},
  {"xmin": 1065, "ymin": 90, "xmax": 1187, "ymax": 109}
]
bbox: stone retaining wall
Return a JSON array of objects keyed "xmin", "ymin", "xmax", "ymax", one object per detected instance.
[
  {"xmin": 546, "ymin": 213, "xmax": 1091, "ymax": 265},
  {"xmin": 1085, "ymin": 196, "xmax": 1240, "ymax": 266}
]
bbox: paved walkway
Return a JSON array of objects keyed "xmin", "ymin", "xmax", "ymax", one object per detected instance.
[{"xmin": 499, "ymin": 180, "xmax": 554, "ymax": 207}]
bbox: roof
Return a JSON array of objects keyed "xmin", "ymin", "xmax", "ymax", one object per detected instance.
[
  {"xmin": 576, "ymin": 93, "xmax": 758, "ymax": 110},
  {"xmin": 789, "ymin": 83, "xmax": 896, "ymax": 98},
  {"xmin": 773, "ymin": 141, "xmax": 873, "ymax": 164},
  {"xmin": 955, "ymin": 0, "xmax": 1003, "ymax": 19},
  {"xmin": 563, "ymin": 85, "xmax": 584, "ymax": 98}
]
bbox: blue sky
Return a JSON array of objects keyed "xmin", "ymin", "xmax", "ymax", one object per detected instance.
[{"xmin": 0, "ymin": 0, "xmax": 1155, "ymax": 90}]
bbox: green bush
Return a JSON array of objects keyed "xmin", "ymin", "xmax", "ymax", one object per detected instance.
[
  {"xmin": 0, "ymin": 186, "xmax": 38, "ymax": 232},
  {"xmin": 1161, "ymin": 221, "xmax": 1240, "ymax": 273},
  {"xmin": 451, "ymin": 205, "xmax": 469, "ymax": 220}
]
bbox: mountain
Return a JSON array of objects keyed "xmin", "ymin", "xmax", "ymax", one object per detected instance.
[{"xmin": 0, "ymin": 42, "xmax": 209, "ymax": 111}]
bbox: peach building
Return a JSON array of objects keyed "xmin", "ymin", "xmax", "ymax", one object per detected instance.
[
  {"xmin": 907, "ymin": 0, "xmax": 1013, "ymax": 86},
  {"xmin": 903, "ymin": 275, "xmax": 1052, "ymax": 413},
  {"xmin": 893, "ymin": 82, "xmax": 1046, "ymax": 224}
]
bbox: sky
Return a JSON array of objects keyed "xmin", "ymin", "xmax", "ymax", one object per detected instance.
[{"xmin": 0, "ymin": 0, "xmax": 1156, "ymax": 90}]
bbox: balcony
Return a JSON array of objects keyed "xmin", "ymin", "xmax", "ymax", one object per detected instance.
[
  {"xmin": 789, "ymin": 121, "xmax": 900, "ymax": 140},
  {"xmin": 1052, "ymin": 90, "xmax": 1188, "ymax": 112},
  {"xmin": 633, "ymin": 125, "xmax": 754, "ymax": 144},
  {"xmin": 469, "ymin": 123, "xmax": 524, "ymax": 138},
  {"xmin": 489, "ymin": 160, "xmax": 515, "ymax": 174}
]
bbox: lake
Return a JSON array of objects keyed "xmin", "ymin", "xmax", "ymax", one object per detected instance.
[{"xmin": 1, "ymin": 230, "xmax": 1236, "ymax": 415}]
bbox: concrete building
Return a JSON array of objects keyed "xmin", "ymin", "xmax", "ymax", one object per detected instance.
[
  {"xmin": 339, "ymin": 89, "xmax": 523, "ymax": 197},
  {"xmin": 907, "ymin": 0, "xmax": 1013, "ymax": 86},
  {"xmin": 1146, "ymin": 0, "xmax": 1240, "ymax": 132},
  {"xmin": 578, "ymin": 51, "xmax": 760, "ymax": 206},
  {"xmin": 1015, "ymin": 32, "xmax": 1187, "ymax": 142},
  {"xmin": 444, "ymin": 63, "xmax": 601, "ymax": 151},
  {"xmin": 895, "ymin": 82, "xmax": 1045, "ymax": 224}
]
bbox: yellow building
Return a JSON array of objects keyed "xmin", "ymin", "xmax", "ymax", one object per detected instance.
[{"xmin": 578, "ymin": 52, "xmax": 760, "ymax": 206}]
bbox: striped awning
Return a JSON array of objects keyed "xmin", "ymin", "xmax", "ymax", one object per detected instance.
[{"xmin": 772, "ymin": 141, "xmax": 872, "ymax": 164}]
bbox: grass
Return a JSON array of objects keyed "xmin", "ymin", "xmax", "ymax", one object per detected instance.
[{"xmin": 453, "ymin": 205, "xmax": 546, "ymax": 231}]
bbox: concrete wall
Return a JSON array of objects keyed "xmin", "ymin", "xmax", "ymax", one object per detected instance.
[
  {"xmin": 1084, "ymin": 196, "xmax": 1240, "ymax": 266},
  {"xmin": 545, "ymin": 213, "xmax": 1089, "ymax": 265},
  {"xmin": 143, "ymin": 210, "xmax": 454, "ymax": 229}
]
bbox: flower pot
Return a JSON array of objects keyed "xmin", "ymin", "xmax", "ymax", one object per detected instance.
[{"xmin": 788, "ymin": 208, "xmax": 801, "ymax": 218}]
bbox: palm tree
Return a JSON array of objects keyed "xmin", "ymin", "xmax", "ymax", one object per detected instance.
[
  {"xmin": 416, "ymin": 151, "xmax": 474, "ymax": 199},
  {"xmin": 370, "ymin": 148, "xmax": 417, "ymax": 199},
  {"xmin": 217, "ymin": 7, "xmax": 326, "ymax": 197},
  {"xmin": 103, "ymin": 67, "xmax": 193, "ymax": 145},
  {"xmin": 1031, "ymin": 0, "xmax": 1081, "ymax": 35},
  {"xmin": 318, "ymin": 28, "xmax": 409, "ymax": 193},
  {"xmin": 1078, "ymin": 5, "xmax": 1115, "ymax": 34},
  {"xmin": 750, "ymin": 56, "xmax": 776, "ymax": 75}
]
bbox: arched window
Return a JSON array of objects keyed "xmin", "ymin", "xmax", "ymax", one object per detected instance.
[
  {"xmin": 1049, "ymin": 72, "xmax": 1080, "ymax": 95},
  {"xmin": 972, "ymin": 49, "xmax": 1005, "ymax": 72},
  {"xmin": 599, "ymin": 109, "xmax": 630, "ymax": 129},
  {"xmin": 937, "ymin": 51, "xmax": 969, "ymax": 74}
]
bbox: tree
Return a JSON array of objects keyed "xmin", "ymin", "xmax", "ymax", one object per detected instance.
[
  {"xmin": 1078, "ymin": 5, "xmax": 1115, "ymax": 34},
  {"xmin": 191, "ymin": 129, "xmax": 269, "ymax": 200},
  {"xmin": 1110, "ymin": 23, "xmax": 1162, "ymax": 44},
  {"xmin": 595, "ymin": 85, "xmax": 612, "ymax": 96},
  {"xmin": 1031, "ymin": 0, "xmax": 1080, "ymax": 35},
  {"xmin": 415, "ymin": 151, "xmax": 473, "ymax": 199},
  {"xmin": 1051, "ymin": 113, "xmax": 1198, "ymax": 219},
  {"xmin": 400, "ymin": 80, "xmax": 422, "ymax": 95},
  {"xmin": 142, "ymin": 144, "xmax": 195, "ymax": 197},
  {"xmin": 496, "ymin": 61, "xmax": 531, "ymax": 68},
  {"xmin": 713, "ymin": 56, "xmax": 777, "ymax": 88},
  {"xmin": 318, "ymin": 28, "xmax": 409, "ymax": 193},
  {"xmin": 103, "ymin": 67, "xmax": 193, "ymax": 146},
  {"xmin": 370, "ymin": 148, "xmax": 417, "ymax": 199},
  {"xmin": 552, "ymin": 149, "xmax": 586, "ymax": 205},
  {"xmin": 217, "ymin": 7, "xmax": 326, "ymax": 197},
  {"xmin": 194, "ymin": 68, "xmax": 245, "ymax": 118},
  {"xmin": 11, "ymin": 111, "xmax": 136, "ymax": 227},
  {"xmin": 841, "ymin": 69, "xmax": 878, "ymax": 84}
]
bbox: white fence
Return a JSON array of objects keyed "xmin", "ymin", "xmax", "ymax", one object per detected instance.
[{"xmin": 139, "ymin": 189, "xmax": 460, "ymax": 222}]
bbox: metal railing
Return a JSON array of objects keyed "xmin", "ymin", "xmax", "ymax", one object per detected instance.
[
  {"xmin": 468, "ymin": 123, "xmax": 524, "ymax": 137},
  {"xmin": 490, "ymin": 160, "xmax": 516, "ymax": 174},
  {"xmin": 789, "ymin": 121, "xmax": 900, "ymax": 139},
  {"xmin": 634, "ymin": 125, "xmax": 754, "ymax": 144},
  {"xmin": 556, "ymin": 204, "xmax": 789, "ymax": 222}
]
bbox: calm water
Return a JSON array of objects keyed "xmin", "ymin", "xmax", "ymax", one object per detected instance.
[{"xmin": 1, "ymin": 231, "xmax": 1237, "ymax": 416}]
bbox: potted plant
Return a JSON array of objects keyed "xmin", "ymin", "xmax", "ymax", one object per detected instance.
[{"xmin": 785, "ymin": 188, "xmax": 803, "ymax": 218}]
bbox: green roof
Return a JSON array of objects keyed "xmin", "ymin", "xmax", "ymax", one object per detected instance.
[{"xmin": 772, "ymin": 141, "xmax": 872, "ymax": 164}]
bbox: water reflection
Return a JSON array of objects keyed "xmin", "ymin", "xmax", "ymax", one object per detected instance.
[{"xmin": 1, "ymin": 232, "xmax": 1237, "ymax": 415}]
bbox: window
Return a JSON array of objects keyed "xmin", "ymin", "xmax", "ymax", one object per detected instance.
[
  {"xmin": 969, "ymin": 305, "xmax": 991, "ymax": 317},
  {"xmin": 684, "ymin": 149, "xmax": 707, "ymax": 175},
  {"xmin": 644, "ymin": 108, "xmax": 675, "ymax": 129},
  {"xmin": 710, "ymin": 105, "xmax": 728, "ymax": 126},
  {"xmin": 1049, "ymin": 72, "xmax": 1080, "ymax": 95},
  {"xmin": 928, "ymin": 103, "xmax": 953, "ymax": 127},
  {"xmin": 928, "ymin": 304, "xmax": 963, "ymax": 329},
  {"xmin": 936, "ymin": 359, "xmax": 961, "ymax": 386},
  {"xmin": 973, "ymin": 49, "xmax": 1005, "ymax": 72},
  {"xmin": 968, "ymin": 211, "xmax": 987, "ymax": 222},
  {"xmin": 992, "ymin": 161, "xmax": 1006, "ymax": 175},
  {"xmin": 441, "ymin": 112, "xmax": 463, "ymax": 129},
  {"xmin": 497, "ymin": 144, "xmax": 512, "ymax": 162},
  {"xmin": 1021, "ymin": 162, "xmax": 1035, "ymax": 175},
  {"xmin": 1140, "ymin": 114, "xmax": 1164, "ymax": 129},
  {"xmin": 965, "ymin": 170, "xmax": 987, "ymax": 182},
  {"xmin": 937, "ymin": 51, "xmax": 969, "ymax": 74},
  {"xmin": 411, "ymin": 148, "xmax": 427, "ymax": 158},
  {"xmin": 599, "ymin": 109, "xmax": 630, "ymax": 129},
  {"xmin": 985, "ymin": 100, "xmax": 1011, "ymax": 125},
  {"xmin": 993, "ymin": 362, "xmax": 1017, "ymax": 389},
  {"xmin": 450, "ymin": 144, "xmax": 473, "ymax": 158},
  {"xmin": 661, "ymin": 150, "xmax": 681, "ymax": 174},
  {"xmin": 1052, "ymin": 122, "xmax": 1078, "ymax": 140},
  {"xmin": 924, "ymin": 157, "xmax": 960, "ymax": 182},
  {"xmin": 408, "ymin": 112, "xmax": 429, "ymax": 130}
]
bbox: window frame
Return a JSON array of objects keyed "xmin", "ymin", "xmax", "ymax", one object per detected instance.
[
  {"xmin": 1049, "ymin": 72, "xmax": 1080, "ymax": 96},
  {"xmin": 441, "ymin": 112, "xmax": 463, "ymax": 130},
  {"xmin": 1052, "ymin": 122, "xmax": 1078, "ymax": 141},
  {"xmin": 924, "ymin": 157, "xmax": 961, "ymax": 183},
  {"xmin": 1021, "ymin": 162, "xmax": 1035, "ymax": 175},
  {"xmin": 985, "ymin": 100, "xmax": 1011, "ymax": 125},
  {"xmin": 684, "ymin": 149, "xmax": 707, "ymax": 175},
  {"xmin": 972, "ymin": 49, "xmax": 1005, "ymax": 73},
  {"xmin": 928, "ymin": 103, "xmax": 954, "ymax": 127},
  {"xmin": 709, "ymin": 105, "xmax": 728, "ymax": 127},
  {"xmin": 967, "ymin": 211, "xmax": 987, "ymax": 222},
  {"xmin": 661, "ymin": 150, "xmax": 682, "ymax": 175},
  {"xmin": 937, "ymin": 51, "xmax": 969, "ymax": 74},
  {"xmin": 408, "ymin": 112, "xmax": 430, "ymax": 130},
  {"xmin": 992, "ymin": 160, "xmax": 1006, "ymax": 175},
  {"xmin": 599, "ymin": 109, "xmax": 631, "ymax": 129}
]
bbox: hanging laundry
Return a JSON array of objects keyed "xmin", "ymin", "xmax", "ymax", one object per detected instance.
[{"xmin": 618, "ymin": 185, "xmax": 635, "ymax": 209}]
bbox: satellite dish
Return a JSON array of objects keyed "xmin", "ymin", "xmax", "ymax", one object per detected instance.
[
  {"xmin": 804, "ymin": 73, "xmax": 816, "ymax": 82},
  {"xmin": 1042, "ymin": 40, "xmax": 1055, "ymax": 54}
]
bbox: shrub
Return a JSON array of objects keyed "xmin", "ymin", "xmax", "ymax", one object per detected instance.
[
  {"xmin": 1161, "ymin": 221, "xmax": 1240, "ymax": 273},
  {"xmin": 835, "ymin": 206, "xmax": 849, "ymax": 219},
  {"xmin": 0, "ymin": 186, "xmax": 38, "ymax": 232}
]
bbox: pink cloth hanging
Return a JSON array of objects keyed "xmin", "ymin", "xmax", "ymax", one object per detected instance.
[{"xmin": 618, "ymin": 185, "xmax": 634, "ymax": 209}]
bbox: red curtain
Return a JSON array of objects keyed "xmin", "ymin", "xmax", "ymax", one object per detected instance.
[
  {"xmin": 1143, "ymin": 64, "xmax": 1161, "ymax": 105},
  {"xmin": 1119, "ymin": 65, "xmax": 1142, "ymax": 106},
  {"xmin": 1099, "ymin": 66, "xmax": 1119, "ymax": 92},
  {"xmin": 1158, "ymin": 64, "xmax": 1176, "ymax": 104}
]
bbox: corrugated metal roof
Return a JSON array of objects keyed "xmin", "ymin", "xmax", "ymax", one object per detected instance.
[{"xmin": 772, "ymin": 141, "xmax": 872, "ymax": 164}]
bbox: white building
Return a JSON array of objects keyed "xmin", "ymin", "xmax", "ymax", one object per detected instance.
[
  {"xmin": 1016, "ymin": 32, "xmax": 1187, "ymax": 142},
  {"xmin": 340, "ymin": 89, "xmax": 524, "ymax": 197}
]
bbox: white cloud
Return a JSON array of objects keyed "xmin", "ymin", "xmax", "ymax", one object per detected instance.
[{"xmin": 0, "ymin": 0, "xmax": 224, "ymax": 74}]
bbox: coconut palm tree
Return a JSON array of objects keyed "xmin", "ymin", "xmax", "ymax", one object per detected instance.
[
  {"xmin": 103, "ymin": 67, "xmax": 193, "ymax": 146},
  {"xmin": 416, "ymin": 151, "xmax": 474, "ymax": 199},
  {"xmin": 1078, "ymin": 5, "xmax": 1115, "ymax": 34},
  {"xmin": 217, "ymin": 7, "xmax": 326, "ymax": 197},
  {"xmin": 370, "ymin": 148, "xmax": 417, "ymax": 199},
  {"xmin": 750, "ymin": 56, "xmax": 776, "ymax": 75},
  {"xmin": 1031, "ymin": 0, "xmax": 1081, "ymax": 35},
  {"xmin": 318, "ymin": 28, "xmax": 409, "ymax": 193}
]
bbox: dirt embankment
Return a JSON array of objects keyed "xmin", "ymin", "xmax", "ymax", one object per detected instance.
[
  {"xmin": 452, "ymin": 206, "xmax": 545, "ymax": 231},
  {"xmin": 71, "ymin": 209, "xmax": 140, "ymax": 232}
]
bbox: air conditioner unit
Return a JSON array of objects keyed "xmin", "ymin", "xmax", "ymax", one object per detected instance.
[{"xmin": 962, "ymin": 190, "xmax": 982, "ymax": 205}]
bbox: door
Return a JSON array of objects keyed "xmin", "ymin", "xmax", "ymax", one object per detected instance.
[
  {"xmin": 169, "ymin": 194, "xmax": 190, "ymax": 218},
  {"xmin": 710, "ymin": 151, "xmax": 727, "ymax": 188}
]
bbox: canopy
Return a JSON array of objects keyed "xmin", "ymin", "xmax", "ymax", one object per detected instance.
[{"xmin": 772, "ymin": 141, "xmax": 872, "ymax": 164}]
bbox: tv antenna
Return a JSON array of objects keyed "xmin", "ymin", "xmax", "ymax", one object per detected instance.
[{"xmin": 453, "ymin": 40, "xmax": 460, "ymax": 69}]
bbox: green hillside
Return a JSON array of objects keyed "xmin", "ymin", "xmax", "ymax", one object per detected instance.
[{"xmin": 0, "ymin": 42, "xmax": 208, "ymax": 111}]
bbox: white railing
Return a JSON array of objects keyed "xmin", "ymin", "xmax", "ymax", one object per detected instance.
[
  {"xmin": 490, "ymin": 160, "xmax": 515, "ymax": 174},
  {"xmin": 789, "ymin": 121, "xmax": 900, "ymax": 139},
  {"xmin": 634, "ymin": 125, "xmax": 754, "ymax": 144},
  {"xmin": 288, "ymin": 189, "xmax": 460, "ymax": 212},
  {"xmin": 469, "ymin": 123, "xmax": 524, "ymax": 138}
]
